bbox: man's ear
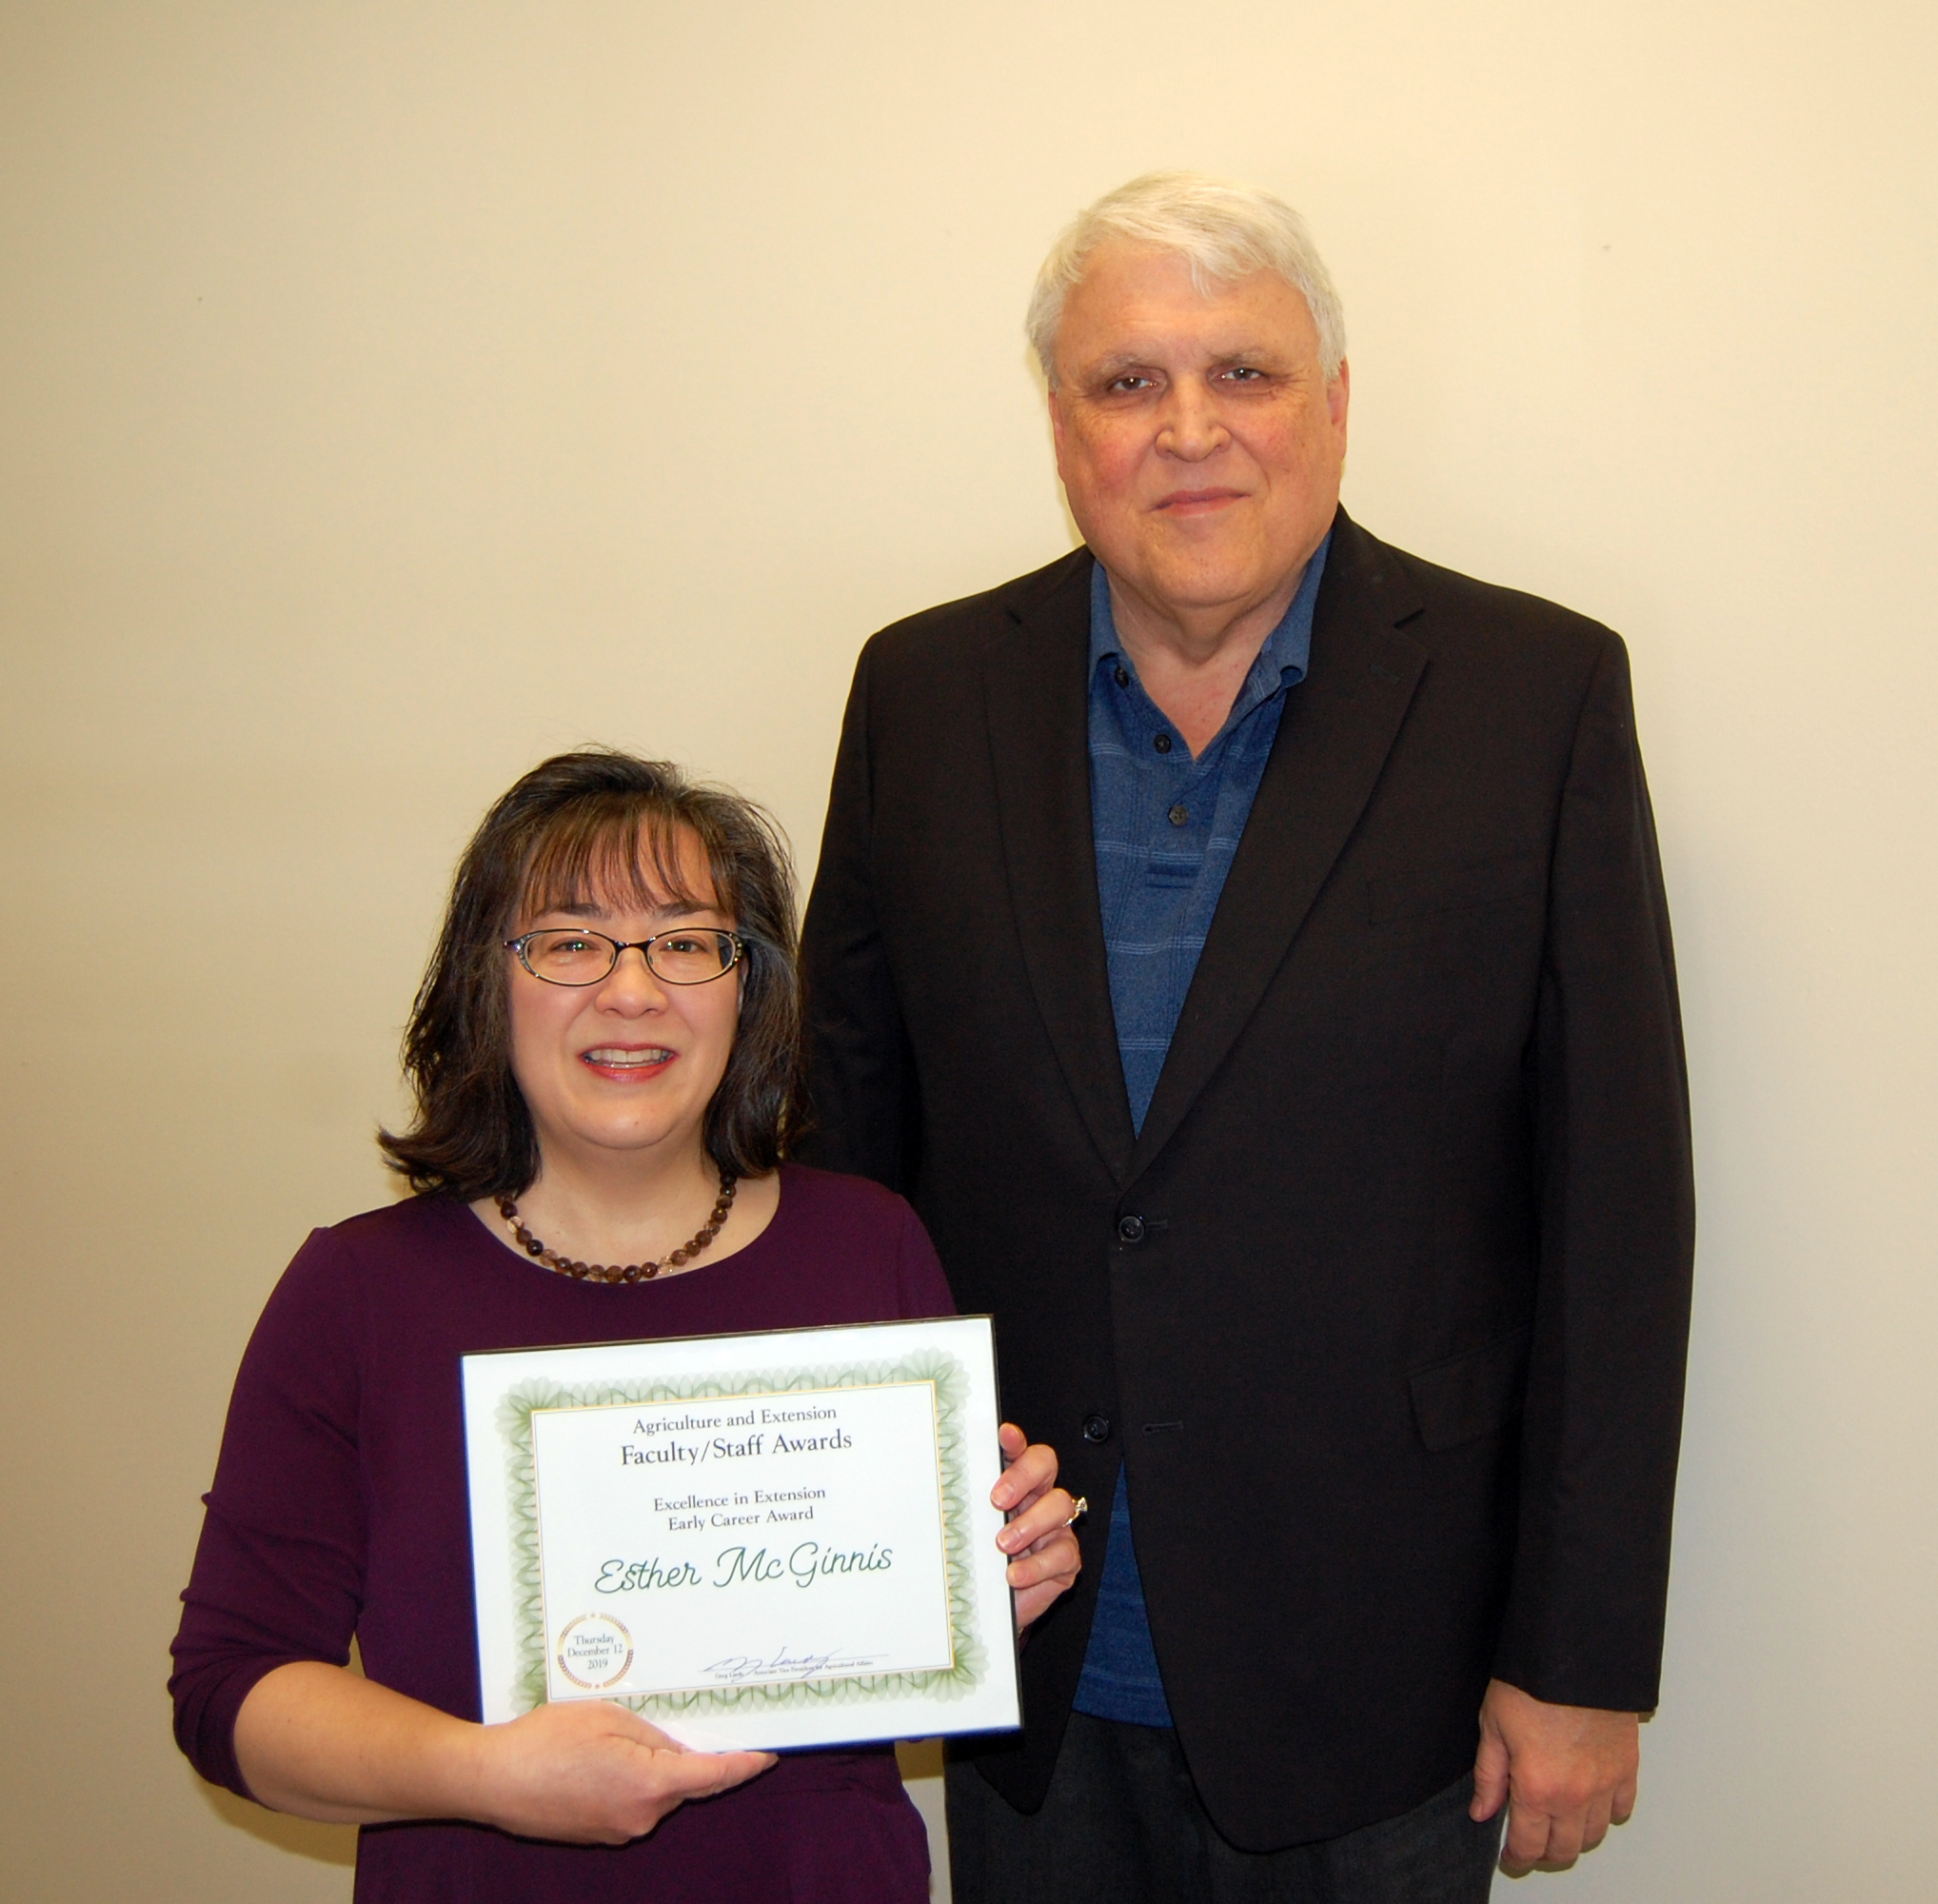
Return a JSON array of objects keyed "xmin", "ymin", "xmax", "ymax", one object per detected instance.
[
  {"xmin": 1327, "ymin": 359, "xmax": 1351, "ymax": 437},
  {"xmin": 1047, "ymin": 385, "xmax": 1071, "ymax": 480}
]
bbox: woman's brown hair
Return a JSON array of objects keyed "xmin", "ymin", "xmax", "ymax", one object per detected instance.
[{"xmin": 380, "ymin": 749, "xmax": 804, "ymax": 1198}]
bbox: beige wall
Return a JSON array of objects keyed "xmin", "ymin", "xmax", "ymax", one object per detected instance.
[{"xmin": 4, "ymin": 3, "xmax": 1934, "ymax": 1898}]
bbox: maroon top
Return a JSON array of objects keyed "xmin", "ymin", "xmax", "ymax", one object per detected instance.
[{"xmin": 171, "ymin": 1164, "xmax": 953, "ymax": 1903}]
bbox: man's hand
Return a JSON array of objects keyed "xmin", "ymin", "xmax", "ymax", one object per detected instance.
[{"xmin": 1471, "ymin": 1678, "xmax": 1639, "ymax": 1876}]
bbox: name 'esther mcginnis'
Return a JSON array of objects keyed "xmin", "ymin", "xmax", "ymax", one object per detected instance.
[{"xmin": 596, "ymin": 1540, "xmax": 896, "ymax": 1595}]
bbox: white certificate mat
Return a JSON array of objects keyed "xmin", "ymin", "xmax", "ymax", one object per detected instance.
[{"xmin": 462, "ymin": 1315, "xmax": 1020, "ymax": 1750}]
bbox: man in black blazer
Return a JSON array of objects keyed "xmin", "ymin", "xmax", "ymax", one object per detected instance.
[{"xmin": 801, "ymin": 172, "xmax": 1694, "ymax": 1902}]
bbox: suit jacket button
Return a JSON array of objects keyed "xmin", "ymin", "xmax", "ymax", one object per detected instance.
[
  {"xmin": 1117, "ymin": 1215, "xmax": 1146, "ymax": 1244},
  {"xmin": 1082, "ymin": 1414, "xmax": 1113, "ymax": 1443}
]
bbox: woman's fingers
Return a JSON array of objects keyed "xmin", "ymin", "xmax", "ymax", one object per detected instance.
[
  {"xmin": 592, "ymin": 1740, "xmax": 772, "ymax": 1842},
  {"xmin": 998, "ymin": 1484, "xmax": 1077, "ymax": 1555},
  {"xmin": 991, "ymin": 1423, "xmax": 1057, "ymax": 1513},
  {"xmin": 1009, "ymin": 1523, "xmax": 1082, "ymax": 1630},
  {"xmin": 481, "ymin": 1699, "xmax": 775, "ymax": 1843},
  {"xmin": 641, "ymin": 1742, "xmax": 775, "ymax": 1806},
  {"xmin": 991, "ymin": 1428, "xmax": 1081, "ymax": 1631},
  {"xmin": 1006, "ymin": 1522, "xmax": 1080, "ymax": 1587}
]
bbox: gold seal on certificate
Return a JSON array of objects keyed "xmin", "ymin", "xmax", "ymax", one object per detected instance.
[
  {"xmin": 462, "ymin": 1316, "xmax": 1020, "ymax": 1751},
  {"xmin": 555, "ymin": 1613, "xmax": 634, "ymax": 1690}
]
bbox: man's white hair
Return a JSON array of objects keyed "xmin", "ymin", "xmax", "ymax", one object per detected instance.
[{"xmin": 1026, "ymin": 170, "xmax": 1347, "ymax": 387}]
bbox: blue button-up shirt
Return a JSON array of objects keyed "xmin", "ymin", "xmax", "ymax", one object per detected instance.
[{"xmin": 1072, "ymin": 531, "xmax": 1330, "ymax": 1728}]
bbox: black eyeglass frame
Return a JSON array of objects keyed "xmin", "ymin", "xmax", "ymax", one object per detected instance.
[{"xmin": 503, "ymin": 927, "xmax": 746, "ymax": 987}]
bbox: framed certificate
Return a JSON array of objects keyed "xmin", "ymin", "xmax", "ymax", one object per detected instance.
[{"xmin": 462, "ymin": 1315, "xmax": 1021, "ymax": 1751}]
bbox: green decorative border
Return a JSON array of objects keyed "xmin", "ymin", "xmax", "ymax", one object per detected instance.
[{"xmin": 497, "ymin": 1350, "xmax": 984, "ymax": 1719}]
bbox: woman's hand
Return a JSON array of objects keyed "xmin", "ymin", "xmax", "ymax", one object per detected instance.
[
  {"xmin": 234, "ymin": 1660, "xmax": 772, "ymax": 1840},
  {"xmin": 991, "ymin": 1421, "xmax": 1082, "ymax": 1631},
  {"xmin": 470, "ymin": 1697, "xmax": 775, "ymax": 1844}
]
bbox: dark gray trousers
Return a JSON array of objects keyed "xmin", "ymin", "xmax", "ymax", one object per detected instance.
[{"xmin": 946, "ymin": 1715, "xmax": 1502, "ymax": 1904}]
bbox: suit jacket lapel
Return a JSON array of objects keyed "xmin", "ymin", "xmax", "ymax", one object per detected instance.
[
  {"xmin": 1129, "ymin": 512, "xmax": 1429, "ymax": 1178},
  {"xmin": 982, "ymin": 549, "xmax": 1137, "ymax": 1184}
]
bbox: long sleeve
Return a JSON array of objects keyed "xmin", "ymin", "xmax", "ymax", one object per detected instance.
[
  {"xmin": 1493, "ymin": 630, "xmax": 1696, "ymax": 1710},
  {"xmin": 890, "ymin": 1192, "xmax": 956, "ymax": 1321},
  {"xmin": 169, "ymin": 1230, "xmax": 368, "ymax": 1795},
  {"xmin": 800, "ymin": 643, "xmax": 922, "ymax": 1193}
]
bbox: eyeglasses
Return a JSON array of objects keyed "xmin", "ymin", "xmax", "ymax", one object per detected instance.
[{"xmin": 504, "ymin": 927, "xmax": 744, "ymax": 987}]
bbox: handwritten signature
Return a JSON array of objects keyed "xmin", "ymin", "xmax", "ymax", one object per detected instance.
[{"xmin": 702, "ymin": 1647, "xmax": 881, "ymax": 1683}]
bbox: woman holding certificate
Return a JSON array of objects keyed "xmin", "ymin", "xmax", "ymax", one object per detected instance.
[{"xmin": 170, "ymin": 750, "xmax": 1082, "ymax": 1903}]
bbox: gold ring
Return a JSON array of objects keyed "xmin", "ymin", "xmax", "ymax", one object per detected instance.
[{"xmin": 1064, "ymin": 1496, "xmax": 1089, "ymax": 1526}]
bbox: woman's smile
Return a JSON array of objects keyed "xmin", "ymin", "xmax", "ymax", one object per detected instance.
[{"xmin": 580, "ymin": 1043, "xmax": 678, "ymax": 1081}]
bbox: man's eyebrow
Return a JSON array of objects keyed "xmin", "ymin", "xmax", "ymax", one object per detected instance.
[
  {"xmin": 1079, "ymin": 343, "xmax": 1290, "ymax": 380},
  {"xmin": 1200, "ymin": 340, "xmax": 1295, "ymax": 366}
]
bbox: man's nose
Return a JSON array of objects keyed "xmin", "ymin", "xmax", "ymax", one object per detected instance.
[{"xmin": 1156, "ymin": 377, "xmax": 1227, "ymax": 460}]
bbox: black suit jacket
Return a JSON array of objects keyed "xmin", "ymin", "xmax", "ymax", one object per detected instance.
[{"xmin": 799, "ymin": 509, "xmax": 1694, "ymax": 1848}]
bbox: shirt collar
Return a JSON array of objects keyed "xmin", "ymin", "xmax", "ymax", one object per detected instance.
[{"xmin": 1087, "ymin": 526, "xmax": 1333, "ymax": 714}]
